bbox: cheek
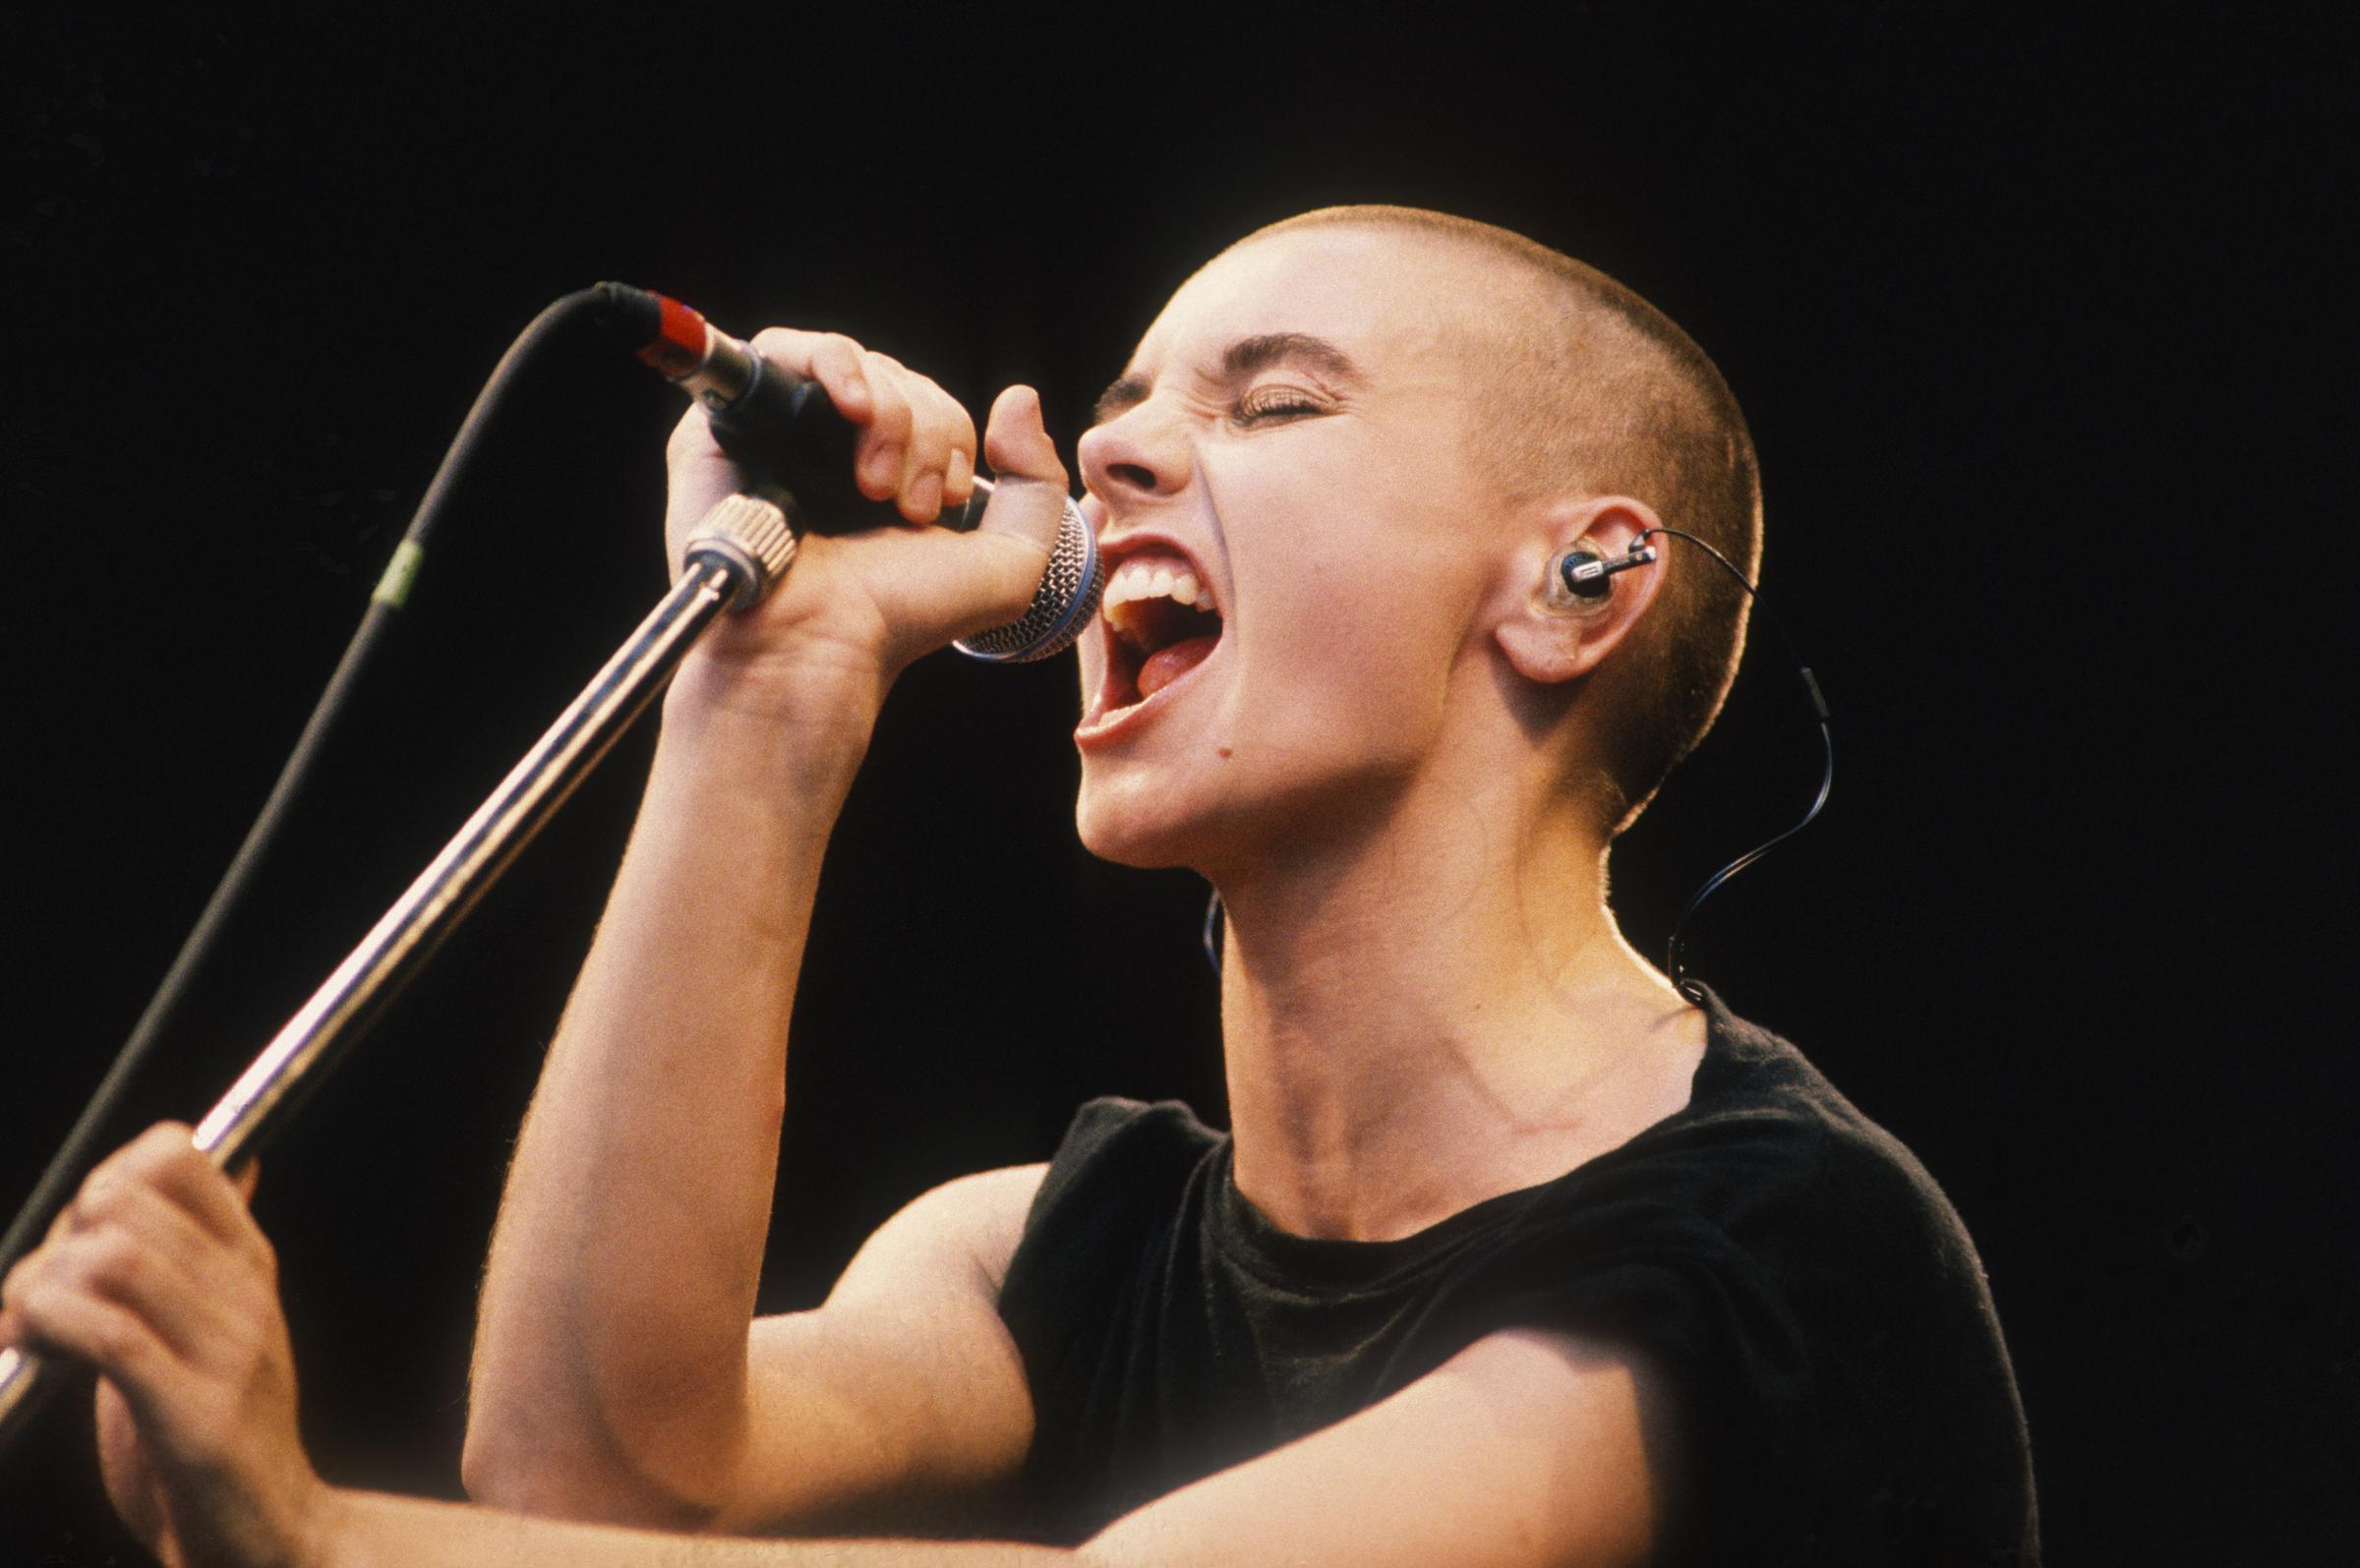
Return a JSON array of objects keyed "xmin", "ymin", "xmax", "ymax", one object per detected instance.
[
  {"xmin": 1229, "ymin": 522, "xmax": 1466, "ymax": 729},
  {"xmin": 1226, "ymin": 586, "xmax": 1456, "ymax": 793}
]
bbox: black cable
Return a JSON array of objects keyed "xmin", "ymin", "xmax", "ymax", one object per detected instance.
[
  {"xmin": 0, "ymin": 288, "xmax": 610, "ymax": 1277},
  {"xmin": 1637, "ymin": 526, "xmax": 1834, "ymax": 1004}
]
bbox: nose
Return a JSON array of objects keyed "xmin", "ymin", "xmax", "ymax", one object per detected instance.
[{"xmin": 1078, "ymin": 402, "xmax": 1192, "ymax": 508}]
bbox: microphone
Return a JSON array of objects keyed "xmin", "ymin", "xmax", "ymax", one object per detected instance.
[{"xmin": 594, "ymin": 282, "xmax": 1102, "ymax": 663}]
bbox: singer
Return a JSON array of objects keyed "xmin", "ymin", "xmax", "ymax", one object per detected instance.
[{"xmin": 0, "ymin": 207, "xmax": 2037, "ymax": 1565}]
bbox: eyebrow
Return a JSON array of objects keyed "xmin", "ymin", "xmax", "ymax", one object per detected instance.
[{"xmin": 1091, "ymin": 332, "xmax": 1366, "ymax": 426}]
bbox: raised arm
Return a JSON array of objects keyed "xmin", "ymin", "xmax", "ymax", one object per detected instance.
[{"xmin": 461, "ymin": 334, "xmax": 1071, "ymax": 1527}]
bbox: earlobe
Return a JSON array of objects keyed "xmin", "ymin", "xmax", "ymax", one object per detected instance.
[{"xmin": 1497, "ymin": 594, "xmax": 1597, "ymax": 684}]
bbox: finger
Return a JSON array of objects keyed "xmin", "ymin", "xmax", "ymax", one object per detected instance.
[
  {"xmin": 746, "ymin": 328, "xmax": 874, "ymax": 423},
  {"xmin": 975, "ymin": 385, "xmax": 1072, "ymax": 556},
  {"xmin": 663, "ymin": 406, "xmax": 756, "ymax": 571},
  {"xmin": 894, "ymin": 379, "xmax": 978, "ymax": 524},
  {"xmin": 936, "ymin": 382, "xmax": 979, "ymax": 506},
  {"xmin": 73, "ymin": 1124, "xmax": 204, "ymax": 1233},
  {"xmin": 855, "ymin": 355, "xmax": 914, "ymax": 501},
  {"xmin": 945, "ymin": 444, "xmax": 975, "ymax": 508},
  {"xmin": 7, "ymin": 1267, "xmax": 177, "ymax": 1410},
  {"xmin": 21, "ymin": 1225, "xmax": 237, "ymax": 1365},
  {"xmin": 664, "ymin": 402, "xmax": 727, "ymax": 476},
  {"xmin": 92, "ymin": 1378, "xmax": 172, "ymax": 1561},
  {"xmin": 866, "ymin": 384, "xmax": 1067, "ymax": 650},
  {"xmin": 231, "ymin": 1160, "xmax": 261, "ymax": 1206},
  {"xmin": 82, "ymin": 1125, "xmax": 261, "ymax": 1257},
  {"xmin": 71, "ymin": 1182, "xmax": 257, "ymax": 1341},
  {"xmin": 982, "ymin": 384, "xmax": 1069, "ymax": 489}
]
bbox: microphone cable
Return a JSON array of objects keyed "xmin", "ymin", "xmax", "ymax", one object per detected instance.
[{"xmin": 0, "ymin": 288, "xmax": 612, "ymax": 1280}]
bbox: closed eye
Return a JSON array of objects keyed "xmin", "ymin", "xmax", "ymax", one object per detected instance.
[{"xmin": 1235, "ymin": 385, "xmax": 1328, "ymax": 425}]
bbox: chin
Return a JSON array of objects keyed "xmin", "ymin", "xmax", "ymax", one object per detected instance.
[
  {"xmin": 1076, "ymin": 751, "xmax": 1412, "ymax": 881},
  {"xmin": 1074, "ymin": 773, "xmax": 1212, "ymax": 871}
]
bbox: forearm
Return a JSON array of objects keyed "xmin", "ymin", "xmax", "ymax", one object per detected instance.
[
  {"xmin": 466, "ymin": 654, "xmax": 878, "ymax": 1512},
  {"xmin": 321, "ymin": 1488, "xmax": 1078, "ymax": 1568}
]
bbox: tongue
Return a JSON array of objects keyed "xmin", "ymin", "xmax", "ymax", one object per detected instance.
[{"xmin": 1137, "ymin": 634, "xmax": 1218, "ymax": 700}]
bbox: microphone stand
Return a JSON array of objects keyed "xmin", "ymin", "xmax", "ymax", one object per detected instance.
[{"xmin": 0, "ymin": 494, "xmax": 796, "ymax": 1451}]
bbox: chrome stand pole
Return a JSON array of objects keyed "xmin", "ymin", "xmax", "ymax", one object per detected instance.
[{"xmin": 0, "ymin": 495, "xmax": 796, "ymax": 1448}]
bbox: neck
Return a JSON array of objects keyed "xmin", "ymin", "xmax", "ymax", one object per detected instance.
[{"xmin": 1211, "ymin": 761, "xmax": 1704, "ymax": 1243}]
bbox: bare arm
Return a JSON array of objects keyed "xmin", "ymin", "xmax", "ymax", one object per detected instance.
[
  {"xmin": 4, "ymin": 1129, "xmax": 1663, "ymax": 1568},
  {"xmin": 710, "ymin": 1161, "xmax": 1044, "ymax": 1536},
  {"xmin": 459, "ymin": 667, "xmax": 870, "ymax": 1524},
  {"xmin": 463, "ymin": 337, "xmax": 1074, "ymax": 1526}
]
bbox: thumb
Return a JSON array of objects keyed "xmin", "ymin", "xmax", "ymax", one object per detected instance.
[{"xmin": 976, "ymin": 385, "xmax": 1070, "ymax": 557}]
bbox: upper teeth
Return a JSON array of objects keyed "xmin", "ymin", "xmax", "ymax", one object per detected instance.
[{"xmin": 1102, "ymin": 557, "xmax": 1210, "ymax": 611}]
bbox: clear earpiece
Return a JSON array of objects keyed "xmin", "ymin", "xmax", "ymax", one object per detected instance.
[{"xmin": 1542, "ymin": 543, "xmax": 1657, "ymax": 613}]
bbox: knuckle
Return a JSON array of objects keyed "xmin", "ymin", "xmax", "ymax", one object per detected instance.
[
  {"xmin": 94, "ymin": 1314, "xmax": 148, "ymax": 1369},
  {"xmin": 80, "ymin": 1234, "xmax": 148, "ymax": 1296},
  {"xmin": 135, "ymin": 1122, "xmax": 195, "ymax": 1159},
  {"xmin": 919, "ymin": 397, "xmax": 962, "ymax": 449},
  {"xmin": 71, "ymin": 1176, "xmax": 124, "ymax": 1228}
]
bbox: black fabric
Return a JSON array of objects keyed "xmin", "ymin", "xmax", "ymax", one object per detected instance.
[{"xmin": 995, "ymin": 989, "xmax": 2039, "ymax": 1566}]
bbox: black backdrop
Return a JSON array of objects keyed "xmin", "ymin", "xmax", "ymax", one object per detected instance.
[{"xmin": 3, "ymin": 10, "xmax": 2350, "ymax": 1563}]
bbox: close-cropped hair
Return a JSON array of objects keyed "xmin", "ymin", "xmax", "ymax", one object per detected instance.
[{"xmin": 1243, "ymin": 206, "xmax": 1764, "ymax": 835}]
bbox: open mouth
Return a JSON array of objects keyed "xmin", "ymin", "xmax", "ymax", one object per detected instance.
[{"xmin": 1099, "ymin": 554, "xmax": 1223, "ymax": 716}]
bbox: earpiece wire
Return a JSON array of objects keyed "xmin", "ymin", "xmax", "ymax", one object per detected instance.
[
  {"xmin": 1634, "ymin": 526, "xmax": 1834, "ymax": 1003},
  {"xmin": 1193, "ymin": 529, "xmax": 1834, "ymax": 998}
]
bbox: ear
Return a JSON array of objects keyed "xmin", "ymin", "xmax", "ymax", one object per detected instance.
[{"xmin": 1493, "ymin": 497, "xmax": 1669, "ymax": 686}]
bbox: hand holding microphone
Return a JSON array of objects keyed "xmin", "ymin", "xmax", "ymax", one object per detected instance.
[{"xmin": 599, "ymin": 286, "xmax": 1100, "ymax": 687}]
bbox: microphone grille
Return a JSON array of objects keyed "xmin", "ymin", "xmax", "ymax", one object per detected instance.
[{"xmin": 956, "ymin": 496, "xmax": 1105, "ymax": 663}]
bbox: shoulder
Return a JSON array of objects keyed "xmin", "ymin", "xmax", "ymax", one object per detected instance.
[
  {"xmin": 1613, "ymin": 993, "xmax": 2037, "ymax": 1563},
  {"xmin": 1679, "ymin": 995, "xmax": 1994, "ymax": 1279},
  {"xmin": 825, "ymin": 1098, "xmax": 1218, "ymax": 1304},
  {"xmin": 1034, "ymin": 1096, "xmax": 1223, "ymax": 1191},
  {"xmin": 994, "ymin": 1096, "xmax": 1224, "ymax": 1361},
  {"xmin": 1619, "ymin": 992, "xmax": 1967, "ymax": 1242},
  {"xmin": 867, "ymin": 1161, "xmax": 1052, "ymax": 1298},
  {"xmin": 1012, "ymin": 1096, "xmax": 1225, "ymax": 1243}
]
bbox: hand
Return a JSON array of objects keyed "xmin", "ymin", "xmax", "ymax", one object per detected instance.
[
  {"xmin": 0, "ymin": 1125, "xmax": 325, "ymax": 1568},
  {"xmin": 661, "ymin": 329, "xmax": 1073, "ymax": 722}
]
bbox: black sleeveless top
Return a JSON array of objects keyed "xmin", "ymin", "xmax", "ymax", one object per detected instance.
[{"xmin": 994, "ymin": 991, "xmax": 2039, "ymax": 1566}]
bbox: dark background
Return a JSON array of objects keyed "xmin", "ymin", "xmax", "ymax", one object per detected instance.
[{"xmin": 3, "ymin": 9, "xmax": 2350, "ymax": 1563}]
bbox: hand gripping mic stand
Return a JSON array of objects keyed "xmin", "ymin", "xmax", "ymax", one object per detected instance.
[{"xmin": 0, "ymin": 493, "xmax": 799, "ymax": 1448}]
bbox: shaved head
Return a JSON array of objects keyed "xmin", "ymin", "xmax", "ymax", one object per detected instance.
[{"xmin": 1233, "ymin": 206, "xmax": 1763, "ymax": 834}]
